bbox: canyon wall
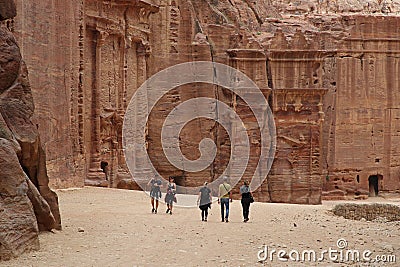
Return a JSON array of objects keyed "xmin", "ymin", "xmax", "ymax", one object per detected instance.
[
  {"xmin": 11, "ymin": 0, "xmax": 400, "ymax": 203},
  {"xmin": 13, "ymin": 0, "xmax": 84, "ymax": 188},
  {"xmin": 322, "ymin": 15, "xmax": 400, "ymax": 199},
  {"xmin": 0, "ymin": 0, "xmax": 60, "ymax": 260}
]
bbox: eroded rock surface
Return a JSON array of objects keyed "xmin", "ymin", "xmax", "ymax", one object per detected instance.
[
  {"xmin": 0, "ymin": 138, "xmax": 39, "ymax": 261},
  {"xmin": 0, "ymin": 0, "xmax": 60, "ymax": 260}
]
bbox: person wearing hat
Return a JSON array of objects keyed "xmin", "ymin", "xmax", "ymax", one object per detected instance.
[
  {"xmin": 197, "ymin": 182, "xmax": 212, "ymax": 221},
  {"xmin": 218, "ymin": 176, "xmax": 232, "ymax": 222}
]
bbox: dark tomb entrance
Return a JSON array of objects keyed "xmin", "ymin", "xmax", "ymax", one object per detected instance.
[
  {"xmin": 368, "ymin": 175, "xmax": 382, "ymax": 197},
  {"xmin": 170, "ymin": 175, "xmax": 186, "ymax": 194},
  {"xmin": 100, "ymin": 161, "xmax": 109, "ymax": 181}
]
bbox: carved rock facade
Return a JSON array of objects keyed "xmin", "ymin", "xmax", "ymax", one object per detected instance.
[{"xmin": 12, "ymin": 0, "xmax": 400, "ymax": 203}]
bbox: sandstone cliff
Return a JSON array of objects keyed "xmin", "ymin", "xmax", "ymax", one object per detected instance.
[
  {"xmin": 0, "ymin": 0, "xmax": 60, "ymax": 261},
  {"xmin": 11, "ymin": 0, "xmax": 400, "ymax": 204},
  {"xmin": 147, "ymin": 0, "xmax": 400, "ymax": 202},
  {"xmin": 2, "ymin": 0, "xmax": 399, "ymax": 261}
]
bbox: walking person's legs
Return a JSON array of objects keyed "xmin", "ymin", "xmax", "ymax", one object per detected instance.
[
  {"xmin": 247, "ymin": 202, "xmax": 250, "ymax": 220},
  {"xmin": 244, "ymin": 200, "xmax": 251, "ymax": 221},
  {"xmin": 204, "ymin": 207, "xmax": 208, "ymax": 221},
  {"xmin": 220, "ymin": 200, "xmax": 225, "ymax": 222},
  {"xmin": 244, "ymin": 201, "xmax": 250, "ymax": 221},
  {"xmin": 155, "ymin": 199, "xmax": 159, "ymax": 213},
  {"xmin": 224, "ymin": 199, "xmax": 230, "ymax": 222},
  {"xmin": 241, "ymin": 200, "xmax": 246, "ymax": 220}
]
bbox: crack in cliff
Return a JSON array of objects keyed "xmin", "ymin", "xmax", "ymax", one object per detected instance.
[
  {"xmin": 76, "ymin": 0, "xmax": 85, "ymax": 154},
  {"xmin": 207, "ymin": 37, "xmax": 219, "ymax": 182},
  {"xmin": 187, "ymin": 0, "xmax": 220, "ymax": 181},
  {"xmin": 266, "ymin": 57, "xmax": 274, "ymax": 89},
  {"xmin": 264, "ymin": 98, "xmax": 274, "ymax": 202},
  {"xmin": 206, "ymin": 0, "xmax": 231, "ymax": 25},
  {"xmin": 227, "ymin": 0, "xmax": 244, "ymax": 29},
  {"xmin": 187, "ymin": 1, "xmax": 203, "ymax": 33},
  {"xmin": 243, "ymin": 0, "xmax": 263, "ymax": 25}
]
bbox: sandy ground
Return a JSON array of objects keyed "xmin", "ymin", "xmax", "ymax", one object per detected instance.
[{"xmin": 4, "ymin": 187, "xmax": 400, "ymax": 267}]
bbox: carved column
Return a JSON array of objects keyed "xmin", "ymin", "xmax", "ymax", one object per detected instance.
[
  {"xmin": 136, "ymin": 42, "xmax": 149, "ymax": 86},
  {"xmin": 115, "ymin": 36, "xmax": 132, "ymax": 182},
  {"xmin": 86, "ymin": 30, "xmax": 109, "ymax": 187}
]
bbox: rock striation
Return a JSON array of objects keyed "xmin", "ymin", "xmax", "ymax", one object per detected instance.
[{"xmin": 0, "ymin": 0, "xmax": 60, "ymax": 261}]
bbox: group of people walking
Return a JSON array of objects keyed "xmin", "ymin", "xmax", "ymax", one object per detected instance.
[
  {"xmin": 148, "ymin": 176, "xmax": 176, "ymax": 215},
  {"xmin": 210, "ymin": 176, "xmax": 253, "ymax": 223},
  {"xmin": 148, "ymin": 176, "xmax": 254, "ymax": 222},
  {"xmin": 197, "ymin": 177, "xmax": 254, "ymax": 222}
]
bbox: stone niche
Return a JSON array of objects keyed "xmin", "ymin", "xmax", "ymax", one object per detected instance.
[{"xmin": 83, "ymin": 0, "xmax": 159, "ymax": 187}]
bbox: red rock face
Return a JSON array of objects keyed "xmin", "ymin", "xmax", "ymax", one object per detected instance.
[
  {"xmin": 11, "ymin": 0, "xmax": 400, "ymax": 203},
  {"xmin": 12, "ymin": 0, "xmax": 84, "ymax": 188},
  {"xmin": 0, "ymin": 139, "xmax": 40, "ymax": 261},
  {"xmin": 0, "ymin": 1, "xmax": 60, "ymax": 260},
  {"xmin": 0, "ymin": 25, "xmax": 19, "ymax": 94},
  {"xmin": 321, "ymin": 16, "xmax": 400, "ymax": 200}
]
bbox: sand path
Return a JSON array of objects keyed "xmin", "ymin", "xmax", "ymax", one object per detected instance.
[{"xmin": 4, "ymin": 187, "xmax": 400, "ymax": 266}]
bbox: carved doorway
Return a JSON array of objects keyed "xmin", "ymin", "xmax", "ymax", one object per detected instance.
[
  {"xmin": 100, "ymin": 161, "xmax": 109, "ymax": 181},
  {"xmin": 368, "ymin": 175, "xmax": 382, "ymax": 196},
  {"xmin": 171, "ymin": 175, "xmax": 185, "ymax": 194}
]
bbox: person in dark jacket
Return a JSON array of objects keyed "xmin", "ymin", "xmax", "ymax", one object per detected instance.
[
  {"xmin": 240, "ymin": 180, "xmax": 253, "ymax": 222},
  {"xmin": 197, "ymin": 182, "xmax": 212, "ymax": 221}
]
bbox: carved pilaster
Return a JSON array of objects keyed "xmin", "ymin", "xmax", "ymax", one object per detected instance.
[
  {"xmin": 86, "ymin": 30, "xmax": 110, "ymax": 187},
  {"xmin": 136, "ymin": 41, "xmax": 150, "ymax": 83}
]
